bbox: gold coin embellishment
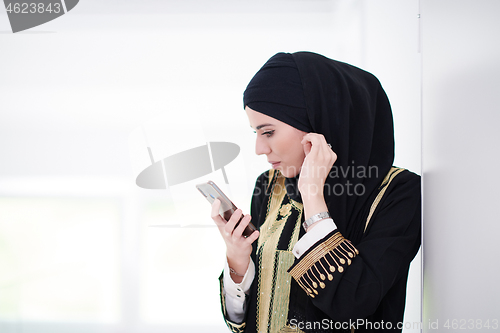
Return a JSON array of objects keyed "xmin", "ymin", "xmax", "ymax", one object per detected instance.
[
  {"xmin": 338, "ymin": 267, "xmax": 344, "ymax": 273},
  {"xmin": 347, "ymin": 259, "xmax": 351, "ymax": 265},
  {"xmin": 329, "ymin": 266, "xmax": 335, "ymax": 272},
  {"xmin": 320, "ymin": 282, "xmax": 325, "ymax": 289},
  {"xmin": 328, "ymin": 274, "xmax": 333, "ymax": 281},
  {"xmin": 312, "ymin": 282, "xmax": 318, "ymax": 288},
  {"xmin": 340, "ymin": 258, "xmax": 346, "ymax": 264},
  {"xmin": 348, "ymin": 252, "xmax": 353, "ymax": 258},
  {"xmin": 320, "ymin": 274, "xmax": 325, "ymax": 280}
]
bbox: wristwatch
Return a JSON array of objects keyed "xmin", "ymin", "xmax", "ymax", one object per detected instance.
[{"xmin": 303, "ymin": 211, "xmax": 330, "ymax": 231}]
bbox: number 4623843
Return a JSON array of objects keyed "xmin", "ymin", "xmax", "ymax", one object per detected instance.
[
  {"xmin": 443, "ymin": 319, "xmax": 498, "ymax": 330},
  {"xmin": 5, "ymin": 2, "xmax": 62, "ymax": 14}
]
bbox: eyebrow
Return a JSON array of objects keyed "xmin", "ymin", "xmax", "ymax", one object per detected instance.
[{"xmin": 254, "ymin": 123, "xmax": 274, "ymax": 130}]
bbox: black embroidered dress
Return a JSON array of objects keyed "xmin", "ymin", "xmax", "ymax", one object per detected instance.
[{"xmin": 219, "ymin": 52, "xmax": 421, "ymax": 333}]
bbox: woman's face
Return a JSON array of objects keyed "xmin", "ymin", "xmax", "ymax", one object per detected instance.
[{"xmin": 246, "ymin": 106, "xmax": 307, "ymax": 178}]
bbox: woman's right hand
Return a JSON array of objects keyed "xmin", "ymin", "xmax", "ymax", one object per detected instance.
[{"xmin": 211, "ymin": 199, "xmax": 260, "ymax": 282}]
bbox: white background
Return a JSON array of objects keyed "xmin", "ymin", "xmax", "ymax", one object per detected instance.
[
  {"xmin": 0, "ymin": 1, "xmax": 421, "ymax": 332},
  {"xmin": 422, "ymin": 0, "xmax": 500, "ymax": 331}
]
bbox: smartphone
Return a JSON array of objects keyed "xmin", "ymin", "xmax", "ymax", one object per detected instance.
[{"xmin": 196, "ymin": 181, "xmax": 257, "ymax": 237}]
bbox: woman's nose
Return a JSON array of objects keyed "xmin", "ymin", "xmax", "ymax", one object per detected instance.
[{"xmin": 255, "ymin": 136, "xmax": 271, "ymax": 155}]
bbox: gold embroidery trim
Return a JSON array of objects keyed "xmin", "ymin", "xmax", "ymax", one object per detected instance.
[
  {"xmin": 257, "ymin": 174, "xmax": 288, "ymax": 251},
  {"xmin": 279, "ymin": 324, "xmax": 306, "ymax": 333},
  {"xmin": 267, "ymin": 168, "xmax": 276, "ymax": 191},
  {"xmin": 288, "ymin": 232, "xmax": 359, "ymax": 297},
  {"xmin": 256, "ymin": 174, "xmax": 287, "ymax": 332},
  {"xmin": 270, "ymin": 250, "xmax": 297, "ymax": 332},
  {"xmin": 364, "ymin": 167, "xmax": 405, "ymax": 232},
  {"xmin": 285, "ymin": 168, "xmax": 404, "ymax": 300},
  {"xmin": 255, "ymin": 172, "xmax": 304, "ymax": 332}
]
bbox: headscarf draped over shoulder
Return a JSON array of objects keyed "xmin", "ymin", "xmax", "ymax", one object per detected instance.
[{"xmin": 243, "ymin": 52, "xmax": 394, "ymax": 243}]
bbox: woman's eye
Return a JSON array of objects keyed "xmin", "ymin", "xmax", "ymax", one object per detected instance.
[{"xmin": 262, "ymin": 130, "xmax": 274, "ymax": 137}]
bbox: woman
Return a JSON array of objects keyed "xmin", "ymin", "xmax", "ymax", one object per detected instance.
[{"xmin": 211, "ymin": 52, "xmax": 421, "ymax": 333}]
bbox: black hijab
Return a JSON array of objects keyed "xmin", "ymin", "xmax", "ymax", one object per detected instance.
[{"xmin": 243, "ymin": 52, "xmax": 394, "ymax": 244}]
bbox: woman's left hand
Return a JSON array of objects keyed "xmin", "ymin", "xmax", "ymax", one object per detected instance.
[{"xmin": 298, "ymin": 133, "xmax": 337, "ymax": 202}]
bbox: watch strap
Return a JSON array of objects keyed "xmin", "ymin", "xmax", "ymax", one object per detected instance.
[{"xmin": 303, "ymin": 211, "xmax": 330, "ymax": 231}]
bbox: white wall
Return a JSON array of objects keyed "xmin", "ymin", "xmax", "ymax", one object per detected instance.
[
  {"xmin": 422, "ymin": 0, "xmax": 500, "ymax": 331},
  {"xmin": 0, "ymin": 1, "xmax": 421, "ymax": 332}
]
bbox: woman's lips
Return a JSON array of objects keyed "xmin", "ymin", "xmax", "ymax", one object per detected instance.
[{"xmin": 269, "ymin": 161, "xmax": 281, "ymax": 168}]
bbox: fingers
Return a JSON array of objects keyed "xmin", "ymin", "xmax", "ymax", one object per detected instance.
[
  {"xmin": 233, "ymin": 213, "xmax": 252, "ymax": 237},
  {"xmin": 233, "ymin": 215, "xmax": 260, "ymax": 245},
  {"xmin": 211, "ymin": 200, "xmax": 259, "ymax": 246},
  {"xmin": 224, "ymin": 210, "xmax": 259, "ymax": 241},
  {"xmin": 301, "ymin": 133, "xmax": 337, "ymax": 166},
  {"xmin": 244, "ymin": 229, "xmax": 260, "ymax": 245},
  {"xmin": 303, "ymin": 141, "xmax": 312, "ymax": 156},
  {"xmin": 224, "ymin": 208, "xmax": 243, "ymax": 235},
  {"xmin": 244, "ymin": 230, "xmax": 260, "ymax": 245},
  {"xmin": 301, "ymin": 133, "xmax": 328, "ymax": 153},
  {"xmin": 302, "ymin": 134, "xmax": 326, "ymax": 160},
  {"xmin": 210, "ymin": 199, "xmax": 225, "ymax": 227},
  {"xmin": 301, "ymin": 133, "xmax": 327, "ymax": 145}
]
